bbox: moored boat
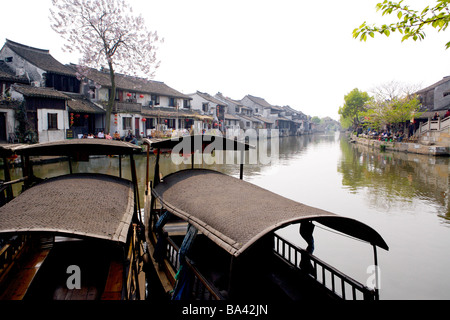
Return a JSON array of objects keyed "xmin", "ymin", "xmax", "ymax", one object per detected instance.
[
  {"xmin": 142, "ymin": 134, "xmax": 389, "ymax": 301},
  {"xmin": 0, "ymin": 139, "xmax": 146, "ymax": 300}
]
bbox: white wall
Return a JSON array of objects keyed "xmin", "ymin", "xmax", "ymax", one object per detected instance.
[
  {"xmin": 0, "ymin": 46, "xmax": 45, "ymax": 86},
  {"xmin": 0, "ymin": 108, "xmax": 17, "ymax": 140},
  {"xmin": 37, "ymin": 108, "xmax": 68, "ymax": 142}
]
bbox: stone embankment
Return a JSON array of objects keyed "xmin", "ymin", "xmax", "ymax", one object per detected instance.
[{"xmin": 350, "ymin": 135, "xmax": 449, "ymax": 156}]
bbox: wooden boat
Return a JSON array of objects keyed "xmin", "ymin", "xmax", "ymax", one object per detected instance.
[
  {"xmin": 0, "ymin": 139, "xmax": 146, "ymax": 300},
  {"xmin": 142, "ymin": 135, "xmax": 389, "ymax": 301},
  {"xmin": 0, "ymin": 144, "xmax": 26, "ymax": 206}
]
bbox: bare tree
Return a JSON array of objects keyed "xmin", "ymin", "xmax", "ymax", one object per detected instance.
[
  {"xmin": 370, "ymin": 80, "xmax": 422, "ymax": 102},
  {"xmin": 50, "ymin": 0, "xmax": 163, "ymax": 134}
]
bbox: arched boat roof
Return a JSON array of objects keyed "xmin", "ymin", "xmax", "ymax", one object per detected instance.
[
  {"xmin": 153, "ymin": 169, "xmax": 389, "ymax": 256},
  {"xmin": 0, "ymin": 173, "xmax": 134, "ymax": 243},
  {"xmin": 0, "ymin": 144, "xmax": 26, "ymax": 157},
  {"xmin": 143, "ymin": 134, "xmax": 254, "ymax": 152},
  {"xmin": 14, "ymin": 139, "xmax": 141, "ymax": 157}
]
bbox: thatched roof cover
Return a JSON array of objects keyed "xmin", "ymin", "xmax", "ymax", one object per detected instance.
[
  {"xmin": 153, "ymin": 169, "xmax": 389, "ymax": 256},
  {"xmin": 0, "ymin": 174, "xmax": 134, "ymax": 243},
  {"xmin": 0, "ymin": 144, "xmax": 26, "ymax": 157},
  {"xmin": 15, "ymin": 139, "xmax": 141, "ymax": 157}
]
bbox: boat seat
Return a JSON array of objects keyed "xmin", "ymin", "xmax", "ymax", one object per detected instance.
[
  {"xmin": 0, "ymin": 249, "xmax": 50, "ymax": 300},
  {"xmin": 101, "ymin": 260, "xmax": 123, "ymax": 300}
]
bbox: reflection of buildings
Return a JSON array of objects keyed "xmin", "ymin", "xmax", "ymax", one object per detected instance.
[{"xmin": 340, "ymin": 141, "xmax": 449, "ymax": 220}]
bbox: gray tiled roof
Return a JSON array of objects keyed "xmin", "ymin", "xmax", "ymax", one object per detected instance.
[
  {"xmin": 0, "ymin": 60, "xmax": 28, "ymax": 83},
  {"xmin": 244, "ymin": 94, "xmax": 273, "ymax": 108},
  {"xmin": 70, "ymin": 65, "xmax": 191, "ymax": 99},
  {"xmin": 66, "ymin": 93, "xmax": 106, "ymax": 114},
  {"xmin": 192, "ymin": 91, "xmax": 227, "ymax": 106},
  {"xmin": 12, "ymin": 84, "xmax": 70, "ymax": 100},
  {"xmin": 5, "ymin": 39, "xmax": 76, "ymax": 77}
]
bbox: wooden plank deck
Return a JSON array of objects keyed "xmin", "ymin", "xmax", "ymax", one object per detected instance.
[{"xmin": 0, "ymin": 249, "xmax": 50, "ymax": 300}]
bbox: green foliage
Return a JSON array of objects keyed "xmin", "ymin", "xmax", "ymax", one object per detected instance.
[
  {"xmin": 353, "ymin": 0, "xmax": 450, "ymax": 49},
  {"xmin": 339, "ymin": 114, "xmax": 353, "ymax": 129},
  {"xmin": 362, "ymin": 95, "xmax": 421, "ymax": 130},
  {"xmin": 311, "ymin": 116, "xmax": 321, "ymax": 125},
  {"xmin": 14, "ymin": 102, "xmax": 37, "ymax": 143},
  {"xmin": 338, "ymin": 88, "xmax": 371, "ymax": 129}
]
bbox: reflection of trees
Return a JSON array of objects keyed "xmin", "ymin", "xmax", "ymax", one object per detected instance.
[{"xmin": 338, "ymin": 138, "xmax": 450, "ymax": 221}]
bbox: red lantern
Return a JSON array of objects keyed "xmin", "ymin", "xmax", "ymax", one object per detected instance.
[
  {"xmin": 140, "ymin": 94, "xmax": 144, "ymax": 98},
  {"xmin": 75, "ymin": 114, "xmax": 80, "ymax": 118},
  {"xmin": 142, "ymin": 118, "xmax": 147, "ymax": 122},
  {"xmin": 84, "ymin": 114, "xmax": 89, "ymax": 119},
  {"xmin": 127, "ymin": 93, "xmax": 132, "ymax": 97}
]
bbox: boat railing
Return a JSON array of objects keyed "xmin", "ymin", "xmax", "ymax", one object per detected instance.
[
  {"xmin": 185, "ymin": 258, "xmax": 225, "ymax": 300},
  {"xmin": 0, "ymin": 177, "xmax": 27, "ymax": 206},
  {"xmin": 164, "ymin": 235, "xmax": 223, "ymax": 300},
  {"xmin": 273, "ymin": 233, "xmax": 377, "ymax": 300},
  {"xmin": 125, "ymin": 224, "xmax": 141, "ymax": 300},
  {"xmin": 0, "ymin": 234, "xmax": 29, "ymax": 283},
  {"xmin": 166, "ymin": 237, "xmax": 181, "ymax": 271}
]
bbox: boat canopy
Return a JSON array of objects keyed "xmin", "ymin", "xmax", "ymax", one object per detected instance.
[
  {"xmin": 14, "ymin": 139, "xmax": 141, "ymax": 157},
  {"xmin": 0, "ymin": 144, "xmax": 25, "ymax": 157},
  {"xmin": 153, "ymin": 169, "xmax": 389, "ymax": 256},
  {"xmin": 0, "ymin": 173, "xmax": 134, "ymax": 243}
]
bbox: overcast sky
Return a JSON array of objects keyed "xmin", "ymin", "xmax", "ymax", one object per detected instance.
[{"xmin": 1, "ymin": 0, "xmax": 449, "ymax": 120}]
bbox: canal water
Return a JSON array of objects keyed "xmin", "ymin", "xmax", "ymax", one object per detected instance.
[{"xmin": 4, "ymin": 133, "xmax": 449, "ymax": 300}]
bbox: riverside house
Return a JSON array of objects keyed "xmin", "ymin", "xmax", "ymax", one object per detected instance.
[
  {"xmin": 0, "ymin": 38, "xmax": 310, "ymax": 143},
  {"xmin": 0, "ymin": 39, "xmax": 80, "ymax": 143},
  {"xmin": 0, "ymin": 39, "xmax": 195, "ymax": 142},
  {"xmin": 72, "ymin": 65, "xmax": 195, "ymax": 138}
]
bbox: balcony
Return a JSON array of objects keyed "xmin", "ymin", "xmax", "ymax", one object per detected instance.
[{"xmin": 113, "ymin": 101, "xmax": 142, "ymax": 113}]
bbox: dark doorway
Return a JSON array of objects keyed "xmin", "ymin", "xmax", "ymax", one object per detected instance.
[{"xmin": 0, "ymin": 112, "xmax": 6, "ymax": 142}]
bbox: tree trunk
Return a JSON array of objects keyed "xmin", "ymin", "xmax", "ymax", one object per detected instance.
[{"xmin": 106, "ymin": 62, "xmax": 116, "ymax": 135}]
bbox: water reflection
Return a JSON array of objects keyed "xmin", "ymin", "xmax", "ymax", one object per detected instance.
[{"xmin": 339, "ymin": 139, "xmax": 450, "ymax": 222}]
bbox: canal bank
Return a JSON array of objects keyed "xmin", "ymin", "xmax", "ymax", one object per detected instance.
[{"xmin": 349, "ymin": 134, "xmax": 449, "ymax": 156}]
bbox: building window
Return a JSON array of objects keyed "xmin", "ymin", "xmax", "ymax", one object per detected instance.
[
  {"xmin": 122, "ymin": 117, "xmax": 132, "ymax": 130},
  {"xmin": 202, "ymin": 103, "xmax": 209, "ymax": 113},
  {"xmin": 151, "ymin": 95, "xmax": 160, "ymax": 106},
  {"xmin": 183, "ymin": 99, "xmax": 190, "ymax": 108},
  {"xmin": 48, "ymin": 113, "xmax": 58, "ymax": 130},
  {"xmin": 169, "ymin": 98, "xmax": 176, "ymax": 107}
]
